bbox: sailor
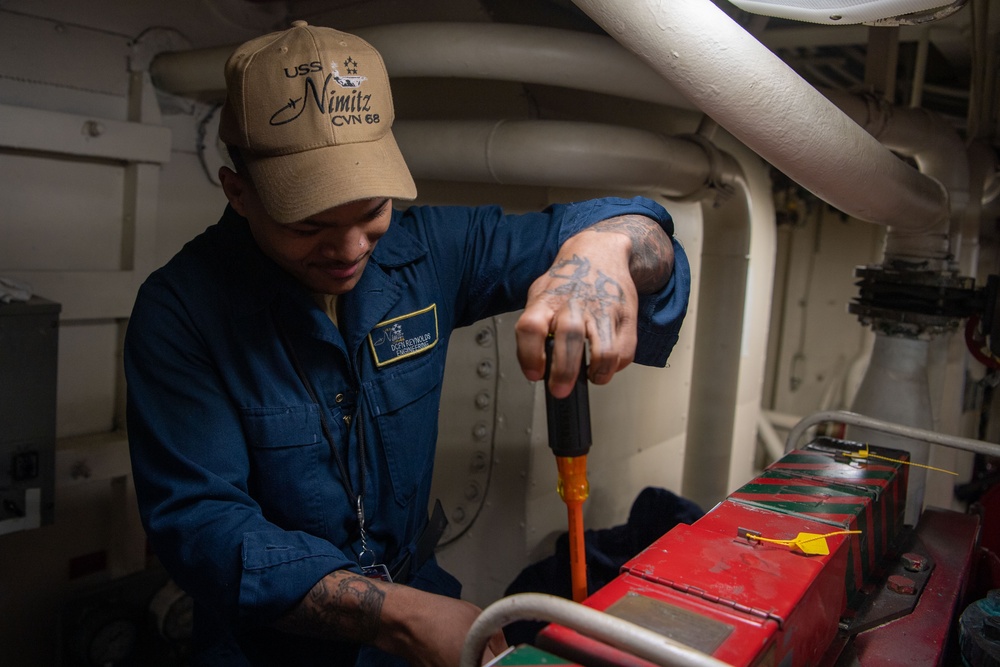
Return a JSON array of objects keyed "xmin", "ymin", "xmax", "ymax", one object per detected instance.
[{"xmin": 124, "ymin": 20, "xmax": 690, "ymax": 667}]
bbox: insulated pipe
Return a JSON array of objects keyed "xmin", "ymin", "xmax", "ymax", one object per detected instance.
[
  {"xmin": 848, "ymin": 335, "xmax": 934, "ymax": 525},
  {"xmin": 393, "ymin": 120, "xmax": 729, "ymax": 196},
  {"xmin": 460, "ymin": 593, "xmax": 731, "ymax": 667},
  {"xmin": 757, "ymin": 411, "xmax": 786, "ymax": 464},
  {"xmin": 149, "ymin": 20, "xmax": 960, "ymax": 249},
  {"xmin": 148, "ymin": 23, "xmax": 695, "ymax": 110},
  {"xmin": 823, "ymin": 90, "xmax": 966, "ymax": 262},
  {"xmin": 569, "ymin": 0, "xmax": 950, "ymax": 240}
]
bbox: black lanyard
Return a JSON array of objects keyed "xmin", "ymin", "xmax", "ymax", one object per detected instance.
[{"xmin": 276, "ymin": 319, "xmax": 378, "ymax": 566}]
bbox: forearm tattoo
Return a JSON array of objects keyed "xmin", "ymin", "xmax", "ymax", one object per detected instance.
[
  {"xmin": 276, "ymin": 573, "xmax": 385, "ymax": 642},
  {"xmin": 590, "ymin": 215, "xmax": 674, "ymax": 293},
  {"xmin": 545, "ymin": 254, "xmax": 625, "ymax": 347}
]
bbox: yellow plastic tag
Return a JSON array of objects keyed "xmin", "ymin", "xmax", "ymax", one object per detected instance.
[
  {"xmin": 788, "ymin": 533, "xmax": 833, "ymax": 555},
  {"xmin": 842, "ymin": 444, "xmax": 959, "ymax": 476},
  {"xmin": 745, "ymin": 530, "xmax": 861, "ymax": 556}
]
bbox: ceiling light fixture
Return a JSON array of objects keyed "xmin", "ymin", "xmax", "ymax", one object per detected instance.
[{"xmin": 726, "ymin": 0, "xmax": 967, "ymax": 25}]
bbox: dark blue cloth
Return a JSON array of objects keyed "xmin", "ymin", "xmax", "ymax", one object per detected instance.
[
  {"xmin": 502, "ymin": 487, "xmax": 704, "ymax": 646},
  {"xmin": 124, "ymin": 198, "xmax": 690, "ymax": 666}
]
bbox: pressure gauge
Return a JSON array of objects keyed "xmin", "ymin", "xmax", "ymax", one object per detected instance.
[{"xmin": 70, "ymin": 605, "xmax": 138, "ymax": 666}]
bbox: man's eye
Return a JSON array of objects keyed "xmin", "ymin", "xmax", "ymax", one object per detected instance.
[{"xmin": 288, "ymin": 226, "xmax": 320, "ymax": 237}]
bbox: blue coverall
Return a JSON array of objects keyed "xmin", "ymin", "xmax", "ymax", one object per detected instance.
[{"xmin": 124, "ymin": 197, "xmax": 691, "ymax": 665}]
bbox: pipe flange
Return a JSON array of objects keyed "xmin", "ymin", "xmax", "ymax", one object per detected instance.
[{"xmin": 849, "ymin": 265, "xmax": 978, "ymax": 335}]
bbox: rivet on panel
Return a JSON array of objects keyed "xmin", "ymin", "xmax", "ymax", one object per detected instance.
[{"xmin": 475, "ymin": 329, "xmax": 494, "ymax": 346}]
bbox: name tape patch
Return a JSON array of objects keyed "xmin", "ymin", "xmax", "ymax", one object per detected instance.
[{"xmin": 367, "ymin": 304, "xmax": 439, "ymax": 367}]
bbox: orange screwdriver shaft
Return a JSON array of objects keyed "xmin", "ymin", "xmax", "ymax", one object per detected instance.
[
  {"xmin": 544, "ymin": 337, "xmax": 593, "ymax": 604},
  {"xmin": 557, "ymin": 454, "xmax": 590, "ymax": 602}
]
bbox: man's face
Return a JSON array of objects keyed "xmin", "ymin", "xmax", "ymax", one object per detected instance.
[{"xmin": 225, "ymin": 171, "xmax": 392, "ymax": 295}]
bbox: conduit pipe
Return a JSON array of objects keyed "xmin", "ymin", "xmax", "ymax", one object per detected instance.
[
  {"xmin": 148, "ymin": 23, "xmax": 695, "ymax": 110},
  {"xmin": 569, "ymin": 0, "xmax": 950, "ymax": 244},
  {"xmin": 392, "ymin": 120, "xmax": 735, "ymax": 196}
]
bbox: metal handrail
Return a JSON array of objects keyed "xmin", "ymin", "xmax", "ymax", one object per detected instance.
[
  {"xmin": 461, "ymin": 593, "xmax": 731, "ymax": 667},
  {"xmin": 783, "ymin": 409, "xmax": 1000, "ymax": 459}
]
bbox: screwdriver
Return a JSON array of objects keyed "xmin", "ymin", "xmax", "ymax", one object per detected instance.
[{"xmin": 544, "ymin": 338, "xmax": 592, "ymax": 603}]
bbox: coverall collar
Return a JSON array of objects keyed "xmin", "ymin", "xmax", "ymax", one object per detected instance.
[{"xmin": 220, "ymin": 204, "xmax": 428, "ymax": 356}]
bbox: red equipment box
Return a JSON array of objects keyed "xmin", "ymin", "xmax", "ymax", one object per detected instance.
[{"xmin": 537, "ymin": 440, "xmax": 913, "ymax": 666}]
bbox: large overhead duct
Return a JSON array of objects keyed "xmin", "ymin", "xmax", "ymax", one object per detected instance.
[{"xmin": 568, "ymin": 0, "xmax": 951, "ymax": 254}]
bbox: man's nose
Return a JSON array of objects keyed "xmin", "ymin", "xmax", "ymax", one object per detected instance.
[{"xmin": 319, "ymin": 229, "xmax": 367, "ymax": 261}]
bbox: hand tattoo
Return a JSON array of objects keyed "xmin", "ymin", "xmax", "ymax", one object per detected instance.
[
  {"xmin": 590, "ymin": 215, "xmax": 674, "ymax": 293},
  {"xmin": 545, "ymin": 254, "xmax": 625, "ymax": 346},
  {"xmin": 276, "ymin": 573, "xmax": 385, "ymax": 642}
]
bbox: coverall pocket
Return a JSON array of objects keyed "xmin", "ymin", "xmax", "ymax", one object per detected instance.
[
  {"xmin": 241, "ymin": 405, "xmax": 329, "ymax": 532},
  {"xmin": 365, "ymin": 349, "xmax": 444, "ymax": 507}
]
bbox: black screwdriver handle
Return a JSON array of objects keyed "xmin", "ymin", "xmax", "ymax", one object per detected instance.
[{"xmin": 544, "ymin": 338, "xmax": 592, "ymax": 458}]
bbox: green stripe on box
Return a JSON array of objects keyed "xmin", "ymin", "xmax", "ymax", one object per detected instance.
[
  {"xmin": 737, "ymin": 483, "xmax": 870, "ymax": 499},
  {"xmin": 730, "ymin": 498, "xmax": 861, "ymax": 525},
  {"xmin": 778, "ymin": 454, "xmax": 836, "ymax": 465},
  {"xmin": 493, "ymin": 645, "xmax": 577, "ymax": 665}
]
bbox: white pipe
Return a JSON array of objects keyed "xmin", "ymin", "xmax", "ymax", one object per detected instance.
[
  {"xmin": 393, "ymin": 120, "xmax": 728, "ymax": 196},
  {"xmin": 756, "ymin": 411, "xmax": 786, "ymax": 462},
  {"xmin": 149, "ymin": 23, "xmax": 695, "ymax": 110},
  {"xmin": 822, "ymin": 90, "xmax": 966, "ymax": 261},
  {"xmin": 764, "ymin": 410, "xmax": 805, "ymax": 431},
  {"xmin": 460, "ymin": 593, "xmax": 731, "ymax": 667},
  {"xmin": 909, "ymin": 29, "xmax": 931, "ymax": 109},
  {"xmin": 358, "ymin": 23, "xmax": 694, "ymax": 109},
  {"xmin": 847, "ymin": 335, "xmax": 933, "ymax": 524},
  {"xmin": 151, "ymin": 19, "xmax": 958, "ymax": 250},
  {"xmin": 569, "ymin": 0, "xmax": 950, "ymax": 239}
]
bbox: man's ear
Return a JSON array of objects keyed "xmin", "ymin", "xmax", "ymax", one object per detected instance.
[{"xmin": 219, "ymin": 166, "xmax": 250, "ymax": 217}]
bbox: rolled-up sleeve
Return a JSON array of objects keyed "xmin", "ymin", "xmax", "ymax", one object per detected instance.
[
  {"xmin": 408, "ymin": 195, "xmax": 690, "ymax": 366},
  {"xmin": 556, "ymin": 196, "xmax": 690, "ymax": 366},
  {"xmin": 239, "ymin": 530, "xmax": 354, "ymax": 623}
]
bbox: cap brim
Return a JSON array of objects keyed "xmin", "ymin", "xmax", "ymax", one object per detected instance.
[{"xmin": 246, "ymin": 131, "xmax": 417, "ymax": 224}]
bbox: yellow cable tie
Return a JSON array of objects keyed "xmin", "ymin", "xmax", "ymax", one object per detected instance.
[{"xmin": 841, "ymin": 444, "xmax": 959, "ymax": 476}]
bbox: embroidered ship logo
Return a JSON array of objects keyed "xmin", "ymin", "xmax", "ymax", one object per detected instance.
[
  {"xmin": 386, "ymin": 323, "xmax": 404, "ymax": 343},
  {"xmin": 332, "ymin": 57, "xmax": 367, "ymax": 88}
]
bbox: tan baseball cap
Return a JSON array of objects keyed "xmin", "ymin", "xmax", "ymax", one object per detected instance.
[{"xmin": 219, "ymin": 21, "xmax": 416, "ymax": 224}]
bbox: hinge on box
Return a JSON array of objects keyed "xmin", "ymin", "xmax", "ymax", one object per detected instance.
[{"xmin": 625, "ymin": 567, "xmax": 786, "ymax": 627}]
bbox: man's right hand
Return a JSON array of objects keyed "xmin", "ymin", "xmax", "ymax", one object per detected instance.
[{"xmin": 275, "ymin": 570, "xmax": 508, "ymax": 666}]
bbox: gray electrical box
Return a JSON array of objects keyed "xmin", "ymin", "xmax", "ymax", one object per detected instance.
[{"xmin": 0, "ymin": 296, "xmax": 60, "ymax": 535}]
